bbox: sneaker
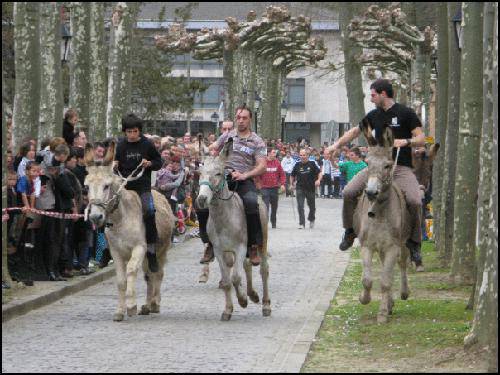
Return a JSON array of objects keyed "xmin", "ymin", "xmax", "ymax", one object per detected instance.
[
  {"xmin": 146, "ymin": 252, "xmax": 159, "ymax": 273},
  {"xmin": 309, "ymin": 221, "xmax": 314, "ymax": 229},
  {"xmin": 339, "ymin": 229, "xmax": 356, "ymax": 251},
  {"xmin": 172, "ymin": 237, "xmax": 181, "ymax": 243},
  {"xmin": 298, "ymin": 224, "xmax": 305, "ymax": 229},
  {"xmin": 200, "ymin": 243, "xmax": 214, "ymax": 264}
]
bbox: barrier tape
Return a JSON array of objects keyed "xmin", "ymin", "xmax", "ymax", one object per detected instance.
[{"xmin": 2, "ymin": 207, "xmax": 85, "ymax": 220}]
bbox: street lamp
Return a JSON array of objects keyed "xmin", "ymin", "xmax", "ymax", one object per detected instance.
[
  {"xmin": 452, "ymin": 8, "xmax": 463, "ymax": 50},
  {"xmin": 254, "ymin": 92, "xmax": 261, "ymax": 133},
  {"xmin": 211, "ymin": 111, "xmax": 219, "ymax": 135},
  {"xmin": 61, "ymin": 23, "xmax": 72, "ymax": 64},
  {"xmin": 280, "ymin": 100, "xmax": 288, "ymax": 142}
]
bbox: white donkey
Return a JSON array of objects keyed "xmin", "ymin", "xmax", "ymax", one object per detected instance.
[
  {"xmin": 196, "ymin": 140, "xmax": 271, "ymax": 321},
  {"xmin": 84, "ymin": 142, "xmax": 175, "ymax": 321}
]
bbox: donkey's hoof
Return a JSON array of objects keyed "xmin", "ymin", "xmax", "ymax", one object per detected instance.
[
  {"xmin": 401, "ymin": 291, "xmax": 409, "ymax": 300},
  {"xmin": 150, "ymin": 302, "xmax": 160, "ymax": 313},
  {"xmin": 262, "ymin": 306, "xmax": 272, "ymax": 317},
  {"xmin": 377, "ymin": 314, "xmax": 389, "ymax": 324},
  {"xmin": 127, "ymin": 305, "xmax": 137, "ymax": 317},
  {"xmin": 199, "ymin": 274, "xmax": 209, "ymax": 283},
  {"xmin": 249, "ymin": 291, "xmax": 260, "ymax": 304},
  {"xmin": 113, "ymin": 313, "xmax": 124, "ymax": 322},
  {"xmin": 139, "ymin": 305, "xmax": 150, "ymax": 315},
  {"xmin": 359, "ymin": 294, "xmax": 371, "ymax": 305},
  {"xmin": 221, "ymin": 312, "xmax": 232, "ymax": 321},
  {"xmin": 238, "ymin": 297, "xmax": 248, "ymax": 308}
]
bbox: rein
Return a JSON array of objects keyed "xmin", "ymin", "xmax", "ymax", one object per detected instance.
[
  {"xmin": 199, "ymin": 176, "xmax": 238, "ymax": 201},
  {"xmin": 391, "ymin": 147, "xmax": 401, "ymax": 179},
  {"xmin": 85, "ymin": 164, "xmax": 145, "ymax": 221}
]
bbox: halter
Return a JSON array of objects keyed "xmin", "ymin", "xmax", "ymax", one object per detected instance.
[
  {"xmin": 199, "ymin": 174, "xmax": 238, "ymax": 201},
  {"xmin": 85, "ymin": 164, "xmax": 145, "ymax": 221}
]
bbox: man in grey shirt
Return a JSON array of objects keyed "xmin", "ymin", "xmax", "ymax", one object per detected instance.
[{"xmin": 203, "ymin": 106, "xmax": 267, "ymax": 266}]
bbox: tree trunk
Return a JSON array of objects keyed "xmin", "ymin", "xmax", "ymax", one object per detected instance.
[
  {"xmin": 89, "ymin": 2, "xmax": 108, "ymax": 142},
  {"xmin": 106, "ymin": 2, "xmax": 137, "ymax": 137},
  {"xmin": 437, "ymin": 3, "xmax": 461, "ymax": 266},
  {"xmin": 432, "ymin": 2, "xmax": 449, "ymax": 249},
  {"xmin": 39, "ymin": 2, "xmax": 63, "ymax": 145},
  {"xmin": 69, "ymin": 2, "xmax": 91, "ymax": 134},
  {"xmin": 463, "ymin": 0, "xmax": 497, "ymax": 359},
  {"xmin": 12, "ymin": 2, "xmax": 41, "ymax": 149},
  {"xmin": 450, "ymin": 2, "xmax": 483, "ymax": 285},
  {"xmin": 258, "ymin": 57, "xmax": 284, "ymax": 139},
  {"xmin": 2, "ymin": 70, "xmax": 13, "ymax": 286},
  {"xmin": 340, "ymin": 3, "xmax": 366, "ymax": 145}
]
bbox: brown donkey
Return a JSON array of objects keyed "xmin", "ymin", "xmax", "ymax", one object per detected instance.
[{"xmin": 353, "ymin": 125, "xmax": 411, "ymax": 323}]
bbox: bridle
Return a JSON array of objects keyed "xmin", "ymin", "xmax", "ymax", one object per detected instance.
[
  {"xmin": 85, "ymin": 164, "xmax": 145, "ymax": 221},
  {"xmin": 199, "ymin": 172, "xmax": 238, "ymax": 201}
]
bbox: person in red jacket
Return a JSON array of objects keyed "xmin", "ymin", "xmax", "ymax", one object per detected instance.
[{"xmin": 256, "ymin": 149, "xmax": 286, "ymax": 228}]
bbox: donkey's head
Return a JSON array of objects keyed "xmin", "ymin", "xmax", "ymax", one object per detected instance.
[
  {"xmin": 361, "ymin": 121, "xmax": 395, "ymax": 203},
  {"xmin": 84, "ymin": 141, "xmax": 122, "ymax": 228},
  {"xmin": 196, "ymin": 138, "xmax": 232, "ymax": 209}
]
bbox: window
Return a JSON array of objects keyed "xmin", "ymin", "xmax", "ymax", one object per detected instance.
[
  {"xmin": 193, "ymin": 78, "xmax": 225, "ymax": 109},
  {"xmin": 173, "ymin": 53, "xmax": 222, "ymax": 70},
  {"xmin": 286, "ymin": 78, "xmax": 305, "ymax": 109}
]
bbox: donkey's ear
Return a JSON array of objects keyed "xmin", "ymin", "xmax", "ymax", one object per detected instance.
[
  {"xmin": 360, "ymin": 117, "xmax": 378, "ymax": 146},
  {"xmin": 84, "ymin": 143, "xmax": 95, "ymax": 167},
  {"xmin": 102, "ymin": 140, "xmax": 116, "ymax": 167},
  {"xmin": 429, "ymin": 143, "xmax": 440, "ymax": 162},
  {"xmin": 382, "ymin": 126, "xmax": 394, "ymax": 148},
  {"xmin": 220, "ymin": 137, "xmax": 233, "ymax": 162}
]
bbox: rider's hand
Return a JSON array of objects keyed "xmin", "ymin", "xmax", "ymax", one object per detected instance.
[
  {"xmin": 112, "ymin": 161, "xmax": 119, "ymax": 170},
  {"xmin": 231, "ymin": 171, "xmax": 247, "ymax": 181},
  {"xmin": 393, "ymin": 139, "xmax": 409, "ymax": 148},
  {"xmin": 141, "ymin": 159, "xmax": 152, "ymax": 168}
]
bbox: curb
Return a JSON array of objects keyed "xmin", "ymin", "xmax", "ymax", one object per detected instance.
[{"xmin": 2, "ymin": 230, "xmax": 198, "ymax": 323}]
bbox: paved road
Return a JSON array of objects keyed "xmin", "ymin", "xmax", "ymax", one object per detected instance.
[{"xmin": 2, "ymin": 196, "xmax": 350, "ymax": 373}]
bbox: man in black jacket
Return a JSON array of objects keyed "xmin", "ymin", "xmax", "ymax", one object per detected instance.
[
  {"xmin": 113, "ymin": 114, "xmax": 163, "ymax": 272},
  {"xmin": 63, "ymin": 109, "xmax": 79, "ymax": 147}
]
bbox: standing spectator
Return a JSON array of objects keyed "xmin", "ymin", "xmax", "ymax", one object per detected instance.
[
  {"xmin": 16, "ymin": 142, "xmax": 36, "ymax": 178},
  {"xmin": 331, "ymin": 157, "xmax": 342, "ymax": 198},
  {"xmin": 320, "ymin": 156, "xmax": 333, "ymax": 198},
  {"xmin": 291, "ymin": 149, "xmax": 322, "ymax": 229},
  {"xmin": 63, "ymin": 108, "xmax": 79, "ymax": 146},
  {"xmin": 334, "ymin": 147, "xmax": 368, "ymax": 183},
  {"xmin": 257, "ymin": 149, "xmax": 286, "ymax": 229},
  {"xmin": 281, "ymin": 150, "xmax": 296, "ymax": 197},
  {"xmin": 73, "ymin": 131, "xmax": 87, "ymax": 148}
]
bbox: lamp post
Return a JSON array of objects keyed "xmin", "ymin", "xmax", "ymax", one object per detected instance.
[
  {"xmin": 254, "ymin": 92, "xmax": 261, "ymax": 133},
  {"xmin": 280, "ymin": 100, "xmax": 288, "ymax": 142},
  {"xmin": 61, "ymin": 23, "xmax": 72, "ymax": 64},
  {"xmin": 211, "ymin": 111, "xmax": 219, "ymax": 136},
  {"xmin": 452, "ymin": 8, "xmax": 463, "ymax": 50}
]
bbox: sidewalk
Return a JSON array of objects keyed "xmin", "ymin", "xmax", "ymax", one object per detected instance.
[{"xmin": 2, "ymin": 228, "xmax": 199, "ymax": 323}]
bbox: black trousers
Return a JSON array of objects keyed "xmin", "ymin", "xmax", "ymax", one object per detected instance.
[
  {"xmin": 296, "ymin": 188, "xmax": 316, "ymax": 225},
  {"xmin": 320, "ymin": 174, "xmax": 332, "ymax": 197},
  {"xmin": 261, "ymin": 187, "xmax": 279, "ymax": 226}
]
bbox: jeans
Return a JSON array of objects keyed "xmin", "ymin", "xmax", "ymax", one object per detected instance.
[
  {"xmin": 261, "ymin": 187, "xmax": 279, "ymax": 226},
  {"xmin": 320, "ymin": 174, "xmax": 332, "ymax": 197},
  {"xmin": 296, "ymin": 188, "xmax": 316, "ymax": 225}
]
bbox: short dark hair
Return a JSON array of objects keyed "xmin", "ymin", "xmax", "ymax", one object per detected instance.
[
  {"xmin": 94, "ymin": 141, "xmax": 105, "ymax": 149},
  {"xmin": 235, "ymin": 106, "xmax": 253, "ymax": 119},
  {"xmin": 64, "ymin": 108, "xmax": 78, "ymax": 121},
  {"xmin": 19, "ymin": 142, "xmax": 33, "ymax": 157},
  {"xmin": 350, "ymin": 147, "xmax": 362, "ymax": 158},
  {"xmin": 370, "ymin": 79, "xmax": 394, "ymax": 98},
  {"xmin": 121, "ymin": 113, "xmax": 143, "ymax": 132},
  {"xmin": 72, "ymin": 146, "xmax": 84, "ymax": 159}
]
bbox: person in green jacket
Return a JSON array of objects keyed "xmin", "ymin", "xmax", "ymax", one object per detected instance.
[{"xmin": 333, "ymin": 147, "xmax": 367, "ymax": 183}]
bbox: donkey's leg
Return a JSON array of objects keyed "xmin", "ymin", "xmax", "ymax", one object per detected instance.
[
  {"xmin": 378, "ymin": 248, "xmax": 398, "ymax": 323},
  {"xmin": 244, "ymin": 258, "xmax": 259, "ymax": 303},
  {"xmin": 150, "ymin": 249, "xmax": 167, "ymax": 313},
  {"xmin": 232, "ymin": 248, "xmax": 248, "ymax": 308},
  {"xmin": 125, "ymin": 245, "xmax": 146, "ymax": 317},
  {"xmin": 113, "ymin": 256, "xmax": 127, "ymax": 322},
  {"xmin": 399, "ymin": 245, "xmax": 410, "ymax": 300},
  {"xmin": 216, "ymin": 251, "xmax": 233, "ymax": 321},
  {"xmin": 260, "ymin": 255, "xmax": 271, "ymax": 317},
  {"xmin": 199, "ymin": 264, "xmax": 210, "ymax": 283},
  {"xmin": 359, "ymin": 246, "xmax": 373, "ymax": 305},
  {"xmin": 139, "ymin": 261, "xmax": 153, "ymax": 315}
]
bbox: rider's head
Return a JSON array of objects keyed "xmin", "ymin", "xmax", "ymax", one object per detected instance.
[
  {"xmin": 370, "ymin": 79, "xmax": 394, "ymax": 109},
  {"xmin": 235, "ymin": 106, "xmax": 252, "ymax": 133},
  {"xmin": 122, "ymin": 113, "xmax": 143, "ymax": 142}
]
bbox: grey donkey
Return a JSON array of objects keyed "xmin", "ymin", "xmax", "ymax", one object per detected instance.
[
  {"xmin": 84, "ymin": 142, "xmax": 175, "ymax": 321},
  {"xmin": 353, "ymin": 125, "xmax": 411, "ymax": 323},
  {"xmin": 196, "ymin": 139, "xmax": 271, "ymax": 321}
]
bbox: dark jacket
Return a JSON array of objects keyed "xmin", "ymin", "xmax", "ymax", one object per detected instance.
[
  {"xmin": 54, "ymin": 170, "xmax": 75, "ymax": 212},
  {"xmin": 63, "ymin": 120, "xmax": 76, "ymax": 146},
  {"xmin": 114, "ymin": 135, "xmax": 162, "ymax": 193}
]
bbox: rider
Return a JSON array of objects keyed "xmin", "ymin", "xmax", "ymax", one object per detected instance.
[
  {"xmin": 202, "ymin": 106, "xmax": 267, "ymax": 266},
  {"xmin": 325, "ymin": 79, "xmax": 425, "ymax": 265},
  {"xmin": 113, "ymin": 114, "xmax": 163, "ymax": 272}
]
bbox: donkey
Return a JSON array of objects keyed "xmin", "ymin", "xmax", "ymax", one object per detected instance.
[
  {"xmin": 84, "ymin": 142, "xmax": 175, "ymax": 321},
  {"xmin": 353, "ymin": 125, "xmax": 411, "ymax": 323},
  {"xmin": 196, "ymin": 139, "xmax": 271, "ymax": 321}
]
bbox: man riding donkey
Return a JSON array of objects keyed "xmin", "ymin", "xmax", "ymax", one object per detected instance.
[
  {"xmin": 198, "ymin": 106, "xmax": 267, "ymax": 266},
  {"xmin": 326, "ymin": 79, "xmax": 426, "ymax": 268},
  {"xmin": 113, "ymin": 114, "xmax": 163, "ymax": 272}
]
